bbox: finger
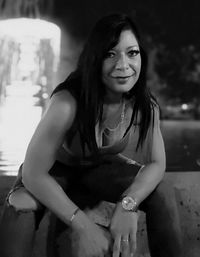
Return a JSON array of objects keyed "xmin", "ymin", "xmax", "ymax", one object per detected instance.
[
  {"xmin": 130, "ymin": 232, "xmax": 137, "ymax": 255},
  {"xmin": 102, "ymin": 240, "xmax": 111, "ymax": 257},
  {"xmin": 121, "ymin": 236, "xmax": 129, "ymax": 257},
  {"xmin": 112, "ymin": 235, "xmax": 121, "ymax": 257}
]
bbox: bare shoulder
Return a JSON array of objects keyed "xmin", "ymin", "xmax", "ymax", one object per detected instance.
[
  {"xmin": 50, "ymin": 90, "xmax": 77, "ymax": 110},
  {"xmin": 41, "ymin": 90, "xmax": 77, "ymax": 131}
]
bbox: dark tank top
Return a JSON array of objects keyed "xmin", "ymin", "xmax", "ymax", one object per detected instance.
[{"xmin": 51, "ymin": 74, "xmax": 157, "ymax": 166}]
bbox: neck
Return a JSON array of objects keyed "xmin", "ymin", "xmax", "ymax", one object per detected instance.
[{"xmin": 104, "ymin": 92, "xmax": 123, "ymax": 105}]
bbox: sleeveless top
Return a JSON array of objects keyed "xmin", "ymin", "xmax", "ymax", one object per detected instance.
[{"xmin": 52, "ymin": 75, "xmax": 159, "ymax": 166}]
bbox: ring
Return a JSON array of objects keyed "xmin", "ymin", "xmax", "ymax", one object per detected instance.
[{"xmin": 122, "ymin": 238, "xmax": 129, "ymax": 243}]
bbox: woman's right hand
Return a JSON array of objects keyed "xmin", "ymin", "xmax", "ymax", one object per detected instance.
[{"xmin": 71, "ymin": 210, "xmax": 111, "ymax": 257}]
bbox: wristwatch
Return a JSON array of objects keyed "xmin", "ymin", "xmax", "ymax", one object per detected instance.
[{"xmin": 121, "ymin": 196, "xmax": 138, "ymax": 212}]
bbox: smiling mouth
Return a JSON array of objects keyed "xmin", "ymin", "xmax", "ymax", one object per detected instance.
[
  {"xmin": 110, "ymin": 75, "xmax": 133, "ymax": 84},
  {"xmin": 111, "ymin": 75, "xmax": 133, "ymax": 79}
]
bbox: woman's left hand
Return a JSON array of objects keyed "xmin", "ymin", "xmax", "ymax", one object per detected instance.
[{"xmin": 110, "ymin": 203, "xmax": 138, "ymax": 257}]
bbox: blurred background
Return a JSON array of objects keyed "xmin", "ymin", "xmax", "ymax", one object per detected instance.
[{"xmin": 0, "ymin": 0, "xmax": 200, "ymax": 175}]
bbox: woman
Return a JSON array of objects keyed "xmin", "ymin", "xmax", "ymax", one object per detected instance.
[{"xmin": 0, "ymin": 13, "xmax": 182, "ymax": 257}]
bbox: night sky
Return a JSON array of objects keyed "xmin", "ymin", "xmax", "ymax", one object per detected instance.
[{"xmin": 54, "ymin": 0, "xmax": 200, "ymax": 48}]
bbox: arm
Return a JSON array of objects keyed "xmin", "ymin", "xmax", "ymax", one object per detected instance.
[
  {"xmin": 103, "ymin": 153, "xmax": 142, "ymax": 166},
  {"xmin": 110, "ymin": 108, "xmax": 166, "ymax": 257},
  {"xmin": 122, "ymin": 108, "xmax": 166, "ymax": 204},
  {"xmin": 22, "ymin": 90, "xmax": 110, "ymax": 256},
  {"xmin": 22, "ymin": 90, "xmax": 81, "ymax": 225}
]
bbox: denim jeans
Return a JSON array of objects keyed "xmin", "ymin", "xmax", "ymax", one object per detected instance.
[{"xmin": 0, "ymin": 160, "xmax": 183, "ymax": 257}]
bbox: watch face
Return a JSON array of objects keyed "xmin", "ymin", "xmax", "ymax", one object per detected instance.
[{"xmin": 122, "ymin": 196, "xmax": 137, "ymax": 211}]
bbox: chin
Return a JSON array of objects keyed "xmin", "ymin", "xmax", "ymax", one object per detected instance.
[
  {"xmin": 117, "ymin": 82, "xmax": 136, "ymax": 93},
  {"xmin": 109, "ymin": 86, "xmax": 133, "ymax": 95}
]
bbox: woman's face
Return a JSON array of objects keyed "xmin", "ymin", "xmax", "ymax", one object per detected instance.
[{"xmin": 102, "ymin": 29, "xmax": 141, "ymax": 98}]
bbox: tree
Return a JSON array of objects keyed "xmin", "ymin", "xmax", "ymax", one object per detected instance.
[{"xmin": 155, "ymin": 44, "xmax": 200, "ymax": 104}]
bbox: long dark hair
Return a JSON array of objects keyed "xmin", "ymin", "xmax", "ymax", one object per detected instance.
[{"xmin": 65, "ymin": 13, "xmax": 157, "ymax": 155}]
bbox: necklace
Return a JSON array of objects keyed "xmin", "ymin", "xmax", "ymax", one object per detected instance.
[{"xmin": 103, "ymin": 98, "xmax": 126, "ymax": 132}]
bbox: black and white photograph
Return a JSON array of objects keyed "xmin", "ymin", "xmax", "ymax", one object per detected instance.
[{"xmin": 0, "ymin": 1, "xmax": 199, "ymax": 256}]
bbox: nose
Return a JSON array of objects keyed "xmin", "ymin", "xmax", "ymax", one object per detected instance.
[{"xmin": 115, "ymin": 54, "xmax": 129, "ymax": 70}]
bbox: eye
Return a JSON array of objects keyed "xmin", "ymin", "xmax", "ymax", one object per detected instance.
[
  {"xmin": 105, "ymin": 51, "xmax": 115, "ymax": 58},
  {"xmin": 128, "ymin": 49, "xmax": 140, "ymax": 57}
]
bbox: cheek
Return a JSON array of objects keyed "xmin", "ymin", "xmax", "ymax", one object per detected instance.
[
  {"xmin": 131, "ymin": 59, "xmax": 141, "ymax": 79},
  {"xmin": 138, "ymin": 60, "xmax": 142, "ymax": 72},
  {"xmin": 133, "ymin": 58, "xmax": 141, "ymax": 71},
  {"xmin": 138, "ymin": 57, "xmax": 142, "ymax": 70},
  {"xmin": 102, "ymin": 74, "xmax": 112, "ymax": 88},
  {"xmin": 102, "ymin": 61, "xmax": 113, "ymax": 77},
  {"xmin": 136, "ymin": 63, "xmax": 141, "ymax": 77}
]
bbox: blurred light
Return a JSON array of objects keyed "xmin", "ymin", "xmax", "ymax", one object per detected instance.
[
  {"xmin": 0, "ymin": 18, "xmax": 61, "ymax": 73},
  {"xmin": 42, "ymin": 93, "xmax": 49, "ymax": 99},
  {"xmin": 0, "ymin": 18, "xmax": 60, "ymax": 54},
  {"xmin": 0, "ymin": 18, "xmax": 61, "ymax": 176},
  {"xmin": 182, "ymin": 104, "xmax": 188, "ymax": 110}
]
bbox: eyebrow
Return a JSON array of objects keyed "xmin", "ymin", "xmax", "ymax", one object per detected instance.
[
  {"xmin": 111, "ymin": 45, "xmax": 139, "ymax": 50},
  {"xmin": 127, "ymin": 45, "xmax": 140, "ymax": 49}
]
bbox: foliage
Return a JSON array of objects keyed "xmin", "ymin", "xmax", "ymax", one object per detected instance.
[{"xmin": 155, "ymin": 45, "xmax": 200, "ymax": 103}]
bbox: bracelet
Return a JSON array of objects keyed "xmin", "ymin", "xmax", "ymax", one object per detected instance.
[{"xmin": 70, "ymin": 207, "xmax": 80, "ymax": 223}]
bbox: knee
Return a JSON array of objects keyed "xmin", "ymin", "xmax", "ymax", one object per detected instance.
[{"xmin": 8, "ymin": 188, "xmax": 41, "ymax": 212}]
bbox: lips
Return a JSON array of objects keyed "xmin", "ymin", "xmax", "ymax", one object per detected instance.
[
  {"xmin": 112, "ymin": 75, "xmax": 133, "ymax": 84},
  {"xmin": 111, "ymin": 75, "xmax": 133, "ymax": 79}
]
